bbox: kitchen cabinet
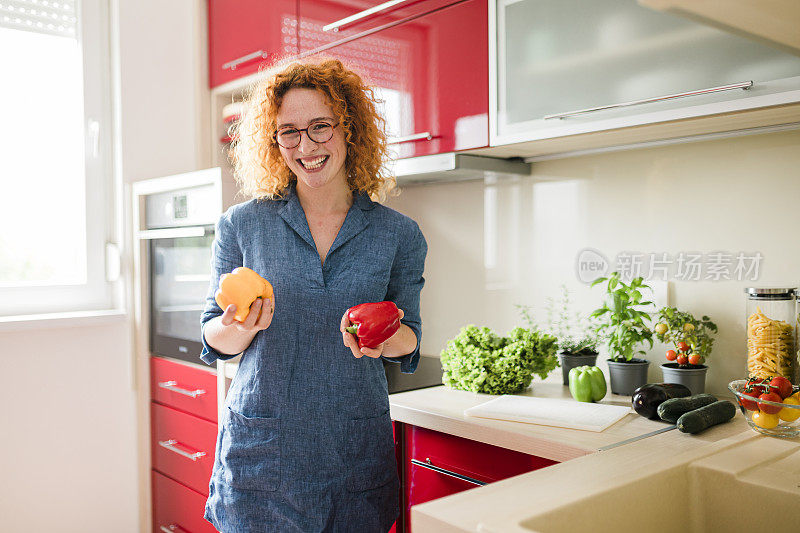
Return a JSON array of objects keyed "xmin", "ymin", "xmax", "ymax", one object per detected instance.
[
  {"xmin": 638, "ymin": 0, "xmax": 800, "ymax": 56},
  {"xmin": 208, "ymin": 0, "xmax": 299, "ymax": 88},
  {"xmin": 152, "ymin": 470, "xmax": 218, "ymax": 533},
  {"xmin": 404, "ymin": 424, "xmax": 558, "ymax": 531},
  {"xmin": 487, "ymin": 0, "xmax": 800, "ymax": 158},
  {"xmin": 302, "ymin": 0, "xmax": 489, "ymax": 158},
  {"xmin": 150, "ymin": 357, "xmax": 218, "ymax": 525},
  {"xmin": 296, "ymin": 0, "xmax": 461, "ymax": 55}
]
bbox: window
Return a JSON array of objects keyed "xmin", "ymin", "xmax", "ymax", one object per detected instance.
[{"xmin": 0, "ymin": 0, "xmax": 116, "ymax": 316}]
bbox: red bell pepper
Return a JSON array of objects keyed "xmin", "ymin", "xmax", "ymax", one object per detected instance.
[{"xmin": 345, "ymin": 301, "xmax": 401, "ymax": 349}]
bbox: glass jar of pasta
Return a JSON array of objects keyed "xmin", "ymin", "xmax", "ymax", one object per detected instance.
[{"xmin": 745, "ymin": 288, "xmax": 798, "ymax": 384}]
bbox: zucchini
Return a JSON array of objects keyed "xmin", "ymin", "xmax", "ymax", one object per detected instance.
[
  {"xmin": 676, "ymin": 401, "xmax": 736, "ymax": 434},
  {"xmin": 657, "ymin": 393, "xmax": 718, "ymax": 423}
]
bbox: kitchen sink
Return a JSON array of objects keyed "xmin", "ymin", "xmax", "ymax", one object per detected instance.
[{"xmin": 518, "ymin": 436, "xmax": 800, "ymax": 533}]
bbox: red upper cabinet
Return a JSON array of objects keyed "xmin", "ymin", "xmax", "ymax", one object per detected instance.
[
  {"xmin": 302, "ymin": 0, "xmax": 489, "ymax": 158},
  {"xmin": 297, "ymin": 0, "xmax": 460, "ymax": 54},
  {"xmin": 208, "ymin": 0, "xmax": 299, "ymax": 88}
]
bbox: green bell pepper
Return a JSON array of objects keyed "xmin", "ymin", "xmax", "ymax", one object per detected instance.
[{"xmin": 568, "ymin": 365, "xmax": 607, "ymax": 403}]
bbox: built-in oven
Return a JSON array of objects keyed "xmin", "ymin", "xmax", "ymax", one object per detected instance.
[{"xmin": 137, "ymin": 173, "xmax": 223, "ymax": 365}]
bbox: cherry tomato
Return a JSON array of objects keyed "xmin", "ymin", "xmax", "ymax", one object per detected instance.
[
  {"xmin": 688, "ymin": 354, "xmax": 701, "ymax": 365},
  {"xmin": 677, "ymin": 342, "xmax": 690, "ymax": 352},
  {"xmin": 676, "ymin": 355, "xmax": 688, "ymax": 365},
  {"xmin": 739, "ymin": 390, "xmax": 760, "ymax": 411},
  {"xmin": 683, "ymin": 323, "xmax": 695, "ymax": 333},
  {"xmin": 655, "ymin": 323, "xmax": 668, "ymax": 335},
  {"xmin": 758, "ymin": 392, "xmax": 783, "ymax": 415},
  {"xmin": 665, "ymin": 350, "xmax": 677, "ymax": 361},
  {"xmin": 769, "ymin": 376, "xmax": 793, "ymax": 399},
  {"xmin": 752, "ymin": 411, "xmax": 780, "ymax": 429},
  {"xmin": 778, "ymin": 396, "xmax": 800, "ymax": 422}
]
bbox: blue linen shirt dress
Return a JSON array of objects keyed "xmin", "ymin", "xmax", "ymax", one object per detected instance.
[{"xmin": 199, "ymin": 183, "xmax": 427, "ymax": 532}]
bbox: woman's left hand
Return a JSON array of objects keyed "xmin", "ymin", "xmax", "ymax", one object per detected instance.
[{"xmin": 340, "ymin": 308, "xmax": 404, "ymax": 359}]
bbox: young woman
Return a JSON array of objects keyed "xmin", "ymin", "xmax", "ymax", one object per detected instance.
[{"xmin": 199, "ymin": 59, "xmax": 427, "ymax": 532}]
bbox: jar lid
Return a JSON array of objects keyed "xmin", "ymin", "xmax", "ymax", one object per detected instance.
[{"xmin": 745, "ymin": 287, "xmax": 797, "ymax": 300}]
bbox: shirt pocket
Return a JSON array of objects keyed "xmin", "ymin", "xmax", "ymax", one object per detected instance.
[
  {"xmin": 345, "ymin": 409, "xmax": 396, "ymax": 492},
  {"xmin": 220, "ymin": 407, "xmax": 281, "ymax": 492}
]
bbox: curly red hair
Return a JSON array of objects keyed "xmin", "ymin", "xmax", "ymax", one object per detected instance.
[{"xmin": 230, "ymin": 58, "xmax": 396, "ymax": 202}]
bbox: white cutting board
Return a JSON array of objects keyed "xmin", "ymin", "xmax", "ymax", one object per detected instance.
[{"xmin": 464, "ymin": 395, "xmax": 632, "ymax": 432}]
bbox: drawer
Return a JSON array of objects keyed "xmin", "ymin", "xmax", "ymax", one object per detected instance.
[
  {"xmin": 407, "ymin": 425, "xmax": 558, "ymax": 485},
  {"xmin": 151, "ymin": 356, "xmax": 217, "ymax": 423},
  {"xmin": 151, "ymin": 403, "xmax": 217, "ymax": 496},
  {"xmin": 152, "ymin": 470, "xmax": 218, "ymax": 533}
]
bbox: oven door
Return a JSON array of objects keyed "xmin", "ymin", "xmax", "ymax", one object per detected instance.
[{"xmin": 146, "ymin": 226, "xmax": 215, "ymax": 364}]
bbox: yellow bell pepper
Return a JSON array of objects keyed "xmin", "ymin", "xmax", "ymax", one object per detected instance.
[{"xmin": 214, "ymin": 267, "xmax": 273, "ymax": 322}]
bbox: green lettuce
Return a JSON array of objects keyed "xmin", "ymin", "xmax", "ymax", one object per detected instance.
[{"xmin": 440, "ymin": 325, "xmax": 559, "ymax": 394}]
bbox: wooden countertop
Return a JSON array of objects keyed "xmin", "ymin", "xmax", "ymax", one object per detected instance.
[{"xmin": 389, "ymin": 380, "xmax": 673, "ymax": 462}]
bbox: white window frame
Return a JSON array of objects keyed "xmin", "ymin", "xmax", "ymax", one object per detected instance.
[{"xmin": 0, "ymin": 0, "xmax": 118, "ymax": 317}]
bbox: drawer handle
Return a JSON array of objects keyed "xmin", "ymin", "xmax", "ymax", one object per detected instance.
[
  {"xmin": 158, "ymin": 380, "xmax": 206, "ymax": 398},
  {"xmin": 410, "ymin": 458, "xmax": 486, "ymax": 486},
  {"xmin": 160, "ymin": 525, "xmax": 187, "ymax": 533},
  {"xmin": 323, "ymin": 0, "xmax": 415, "ymax": 33},
  {"xmin": 222, "ymin": 49, "xmax": 271, "ymax": 71},
  {"xmin": 543, "ymin": 80, "xmax": 754, "ymax": 120},
  {"xmin": 387, "ymin": 131, "xmax": 433, "ymax": 145},
  {"xmin": 158, "ymin": 439, "xmax": 207, "ymax": 461}
]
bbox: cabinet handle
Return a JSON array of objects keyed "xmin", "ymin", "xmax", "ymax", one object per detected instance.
[
  {"xmin": 410, "ymin": 458, "xmax": 486, "ymax": 486},
  {"xmin": 323, "ymin": 0, "xmax": 416, "ymax": 32},
  {"xmin": 158, "ymin": 439, "xmax": 207, "ymax": 461},
  {"xmin": 543, "ymin": 80, "xmax": 754, "ymax": 120},
  {"xmin": 222, "ymin": 50, "xmax": 271, "ymax": 71},
  {"xmin": 160, "ymin": 525, "xmax": 187, "ymax": 533},
  {"xmin": 158, "ymin": 380, "xmax": 206, "ymax": 398},
  {"xmin": 387, "ymin": 131, "xmax": 433, "ymax": 144}
]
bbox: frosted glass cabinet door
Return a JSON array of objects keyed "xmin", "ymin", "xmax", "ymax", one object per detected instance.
[{"xmin": 492, "ymin": 0, "xmax": 800, "ymax": 144}]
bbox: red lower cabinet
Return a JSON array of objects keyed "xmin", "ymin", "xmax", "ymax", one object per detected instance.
[
  {"xmin": 404, "ymin": 425, "xmax": 558, "ymax": 531},
  {"xmin": 152, "ymin": 470, "xmax": 218, "ymax": 533},
  {"xmin": 151, "ymin": 403, "xmax": 217, "ymax": 496}
]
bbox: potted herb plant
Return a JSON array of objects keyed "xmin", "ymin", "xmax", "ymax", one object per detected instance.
[
  {"xmin": 518, "ymin": 288, "xmax": 600, "ymax": 385},
  {"xmin": 654, "ymin": 307, "xmax": 718, "ymax": 394},
  {"xmin": 590, "ymin": 272, "xmax": 655, "ymax": 396}
]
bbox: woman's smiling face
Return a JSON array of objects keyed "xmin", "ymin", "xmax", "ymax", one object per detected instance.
[{"xmin": 276, "ymin": 88, "xmax": 348, "ymax": 192}]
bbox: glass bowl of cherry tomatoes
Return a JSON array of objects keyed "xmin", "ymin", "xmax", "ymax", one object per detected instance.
[{"xmin": 728, "ymin": 376, "xmax": 800, "ymax": 438}]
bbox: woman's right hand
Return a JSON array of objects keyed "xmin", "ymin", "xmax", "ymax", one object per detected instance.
[{"xmin": 220, "ymin": 297, "xmax": 275, "ymax": 332}]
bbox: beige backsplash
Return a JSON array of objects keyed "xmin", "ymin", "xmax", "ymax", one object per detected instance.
[{"xmin": 385, "ymin": 129, "xmax": 800, "ymax": 396}]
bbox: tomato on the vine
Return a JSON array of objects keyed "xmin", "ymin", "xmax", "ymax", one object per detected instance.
[
  {"xmin": 665, "ymin": 350, "xmax": 677, "ymax": 361},
  {"xmin": 688, "ymin": 354, "xmax": 701, "ymax": 365},
  {"xmin": 676, "ymin": 355, "xmax": 688, "ymax": 365},
  {"xmin": 655, "ymin": 323, "xmax": 668, "ymax": 335},
  {"xmin": 739, "ymin": 390, "xmax": 760, "ymax": 411},
  {"xmin": 677, "ymin": 342, "xmax": 690, "ymax": 352},
  {"xmin": 758, "ymin": 392, "xmax": 783, "ymax": 415},
  {"xmin": 769, "ymin": 376, "xmax": 793, "ymax": 399}
]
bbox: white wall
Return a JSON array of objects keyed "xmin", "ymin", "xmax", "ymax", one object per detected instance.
[
  {"xmin": 386, "ymin": 129, "xmax": 800, "ymax": 396},
  {"xmin": 0, "ymin": 321, "xmax": 137, "ymax": 532},
  {"xmin": 0, "ymin": 1, "xmax": 208, "ymax": 532}
]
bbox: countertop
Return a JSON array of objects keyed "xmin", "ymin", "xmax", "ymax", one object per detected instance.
[
  {"xmin": 390, "ymin": 382, "xmax": 800, "ymax": 532},
  {"xmin": 390, "ymin": 381, "xmax": 676, "ymax": 462}
]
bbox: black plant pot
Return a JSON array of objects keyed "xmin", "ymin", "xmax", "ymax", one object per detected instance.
[
  {"xmin": 607, "ymin": 358, "xmax": 651, "ymax": 396},
  {"xmin": 558, "ymin": 352, "xmax": 599, "ymax": 385},
  {"xmin": 661, "ymin": 363, "xmax": 708, "ymax": 395}
]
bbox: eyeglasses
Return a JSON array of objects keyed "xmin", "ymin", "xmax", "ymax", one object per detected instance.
[{"xmin": 273, "ymin": 121, "xmax": 339, "ymax": 149}]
